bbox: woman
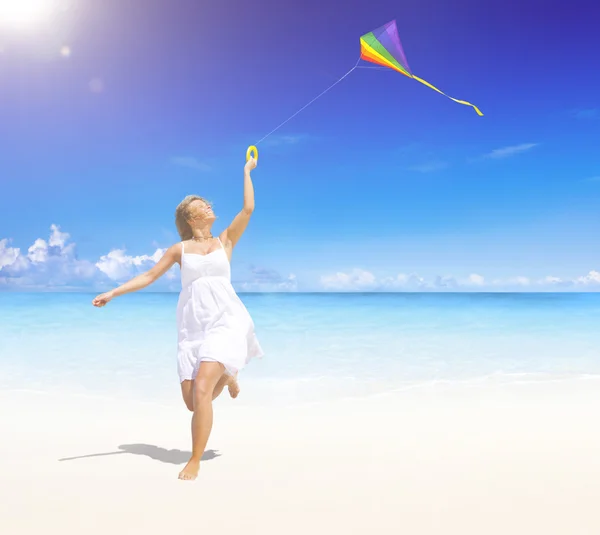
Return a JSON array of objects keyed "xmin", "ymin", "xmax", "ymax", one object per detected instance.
[{"xmin": 92, "ymin": 157, "xmax": 263, "ymax": 480}]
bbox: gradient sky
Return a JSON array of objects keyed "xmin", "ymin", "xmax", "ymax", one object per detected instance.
[{"xmin": 1, "ymin": 0, "xmax": 599, "ymax": 292}]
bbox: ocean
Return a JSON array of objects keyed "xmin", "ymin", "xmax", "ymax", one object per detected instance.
[{"xmin": 1, "ymin": 292, "xmax": 599, "ymax": 406}]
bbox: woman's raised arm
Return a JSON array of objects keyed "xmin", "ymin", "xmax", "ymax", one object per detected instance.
[{"xmin": 221, "ymin": 157, "xmax": 257, "ymax": 249}]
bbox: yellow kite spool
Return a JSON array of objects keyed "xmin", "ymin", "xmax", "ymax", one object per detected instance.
[{"xmin": 246, "ymin": 145, "xmax": 258, "ymax": 163}]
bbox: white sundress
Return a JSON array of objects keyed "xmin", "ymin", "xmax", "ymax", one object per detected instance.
[{"xmin": 176, "ymin": 238, "xmax": 263, "ymax": 382}]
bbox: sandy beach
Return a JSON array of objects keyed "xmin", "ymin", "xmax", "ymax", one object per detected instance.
[{"xmin": 1, "ymin": 378, "xmax": 599, "ymax": 535}]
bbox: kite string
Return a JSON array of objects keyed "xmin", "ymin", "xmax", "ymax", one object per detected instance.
[{"xmin": 253, "ymin": 56, "xmax": 362, "ymax": 146}]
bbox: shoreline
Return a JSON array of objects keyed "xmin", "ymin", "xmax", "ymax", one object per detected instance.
[{"xmin": 3, "ymin": 370, "xmax": 600, "ymax": 408}]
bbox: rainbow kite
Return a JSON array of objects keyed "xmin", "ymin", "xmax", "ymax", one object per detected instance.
[
  {"xmin": 248, "ymin": 19, "xmax": 482, "ymax": 157},
  {"xmin": 359, "ymin": 20, "xmax": 483, "ymax": 116}
]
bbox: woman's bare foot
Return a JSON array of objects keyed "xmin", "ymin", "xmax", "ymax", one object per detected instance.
[
  {"xmin": 178, "ymin": 457, "xmax": 200, "ymax": 480},
  {"xmin": 227, "ymin": 375, "xmax": 240, "ymax": 398}
]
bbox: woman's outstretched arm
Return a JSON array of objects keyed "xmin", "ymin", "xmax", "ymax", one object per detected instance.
[
  {"xmin": 222, "ymin": 157, "xmax": 257, "ymax": 248},
  {"xmin": 92, "ymin": 243, "xmax": 180, "ymax": 307}
]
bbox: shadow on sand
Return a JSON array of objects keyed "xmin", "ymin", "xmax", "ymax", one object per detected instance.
[{"xmin": 58, "ymin": 444, "xmax": 221, "ymax": 465}]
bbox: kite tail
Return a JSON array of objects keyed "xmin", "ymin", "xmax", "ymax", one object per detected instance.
[{"xmin": 412, "ymin": 75, "xmax": 483, "ymax": 116}]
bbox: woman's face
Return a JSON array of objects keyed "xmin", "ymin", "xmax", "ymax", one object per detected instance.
[{"xmin": 188, "ymin": 199, "xmax": 216, "ymax": 224}]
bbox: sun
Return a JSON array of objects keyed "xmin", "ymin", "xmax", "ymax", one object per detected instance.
[{"xmin": 0, "ymin": 0, "xmax": 57, "ymax": 28}]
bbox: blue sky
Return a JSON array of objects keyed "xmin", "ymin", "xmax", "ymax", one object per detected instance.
[{"xmin": 1, "ymin": 0, "xmax": 599, "ymax": 292}]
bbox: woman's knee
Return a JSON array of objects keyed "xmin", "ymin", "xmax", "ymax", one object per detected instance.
[
  {"xmin": 193, "ymin": 376, "xmax": 214, "ymax": 403},
  {"xmin": 193, "ymin": 362, "xmax": 224, "ymax": 403}
]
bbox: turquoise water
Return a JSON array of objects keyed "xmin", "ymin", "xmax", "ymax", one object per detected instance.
[{"xmin": 1, "ymin": 292, "xmax": 599, "ymax": 405}]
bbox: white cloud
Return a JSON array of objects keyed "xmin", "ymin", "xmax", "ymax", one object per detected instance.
[
  {"xmin": 1, "ymin": 226, "xmax": 297, "ymax": 293},
  {"xmin": 28, "ymin": 238, "xmax": 49, "ymax": 263},
  {"xmin": 541, "ymin": 275, "xmax": 562, "ymax": 285},
  {"xmin": 433, "ymin": 275, "xmax": 459, "ymax": 289},
  {"xmin": 319, "ymin": 269, "xmax": 600, "ymax": 292},
  {"xmin": 235, "ymin": 266, "xmax": 297, "ymax": 292},
  {"xmin": 467, "ymin": 273, "xmax": 485, "ymax": 286},
  {"xmin": 3, "ymin": 226, "xmax": 600, "ymax": 294},
  {"xmin": 575, "ymin": 270, "xmax": 600, "ymax": 285},
  {"xmin": 380, "ymin": 273, "xmax": 428, "ymax": 290},
  {"xmin": 502, "ymin": 276, "xmax": 531, "ymax": 287},
  {"xmin": 171, "ymin": 156, "xmax": 211, "ymax": 172},
  {"xmin": 0, "ymin": 226, "xmax": 100, "ymax": 289},
  {"xmin": 380, "ymin": 273, "xmax": 409, "ymax": 287},
  {"xmin": 483, "ymin": 143, "xmax": 539, "ymax": 159},
  {"xmin": 320, "ymin": 269, "xmax": 377, "ymax": 291},
  {"xmin": 25, "ymin": 224, "xmax": 73, "ymax": 264},
  {"xmin": 0, "ymin": 239, "xmax": 21, "ymax": 269},
  {"xmin": 321, "ymin": 271, "xmax": 487, "ymax": 292},
  {"xmin": 48, "ymin": 224, "xmax": 69, "ymax": 247},
  {"xmin": 96, "ymin": 248, "xmax": 166, "ymax": 281},
  {"xmin": 0, "ymin": 226, "xmax": 171, "ymax": 290}
]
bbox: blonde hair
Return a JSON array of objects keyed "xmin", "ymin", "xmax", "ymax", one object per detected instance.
[{"xmin": 175, "ymin": 195, "xmax": 209, "ymax": 240}]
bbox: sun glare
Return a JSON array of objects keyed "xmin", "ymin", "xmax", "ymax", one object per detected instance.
[{"xmin": 0, "ymin": 0, "xmax": 57, "ymax": 28}]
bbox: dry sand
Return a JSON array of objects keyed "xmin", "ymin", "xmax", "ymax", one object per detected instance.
[{"xmin": 1, "ymin": 378, "xmax": 599, "ymax": 534}]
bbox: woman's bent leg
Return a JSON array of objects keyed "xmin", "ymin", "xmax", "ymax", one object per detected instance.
[{"xmin": 180, "ymin": 372, "xmax": 234, "ymax": 413}]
